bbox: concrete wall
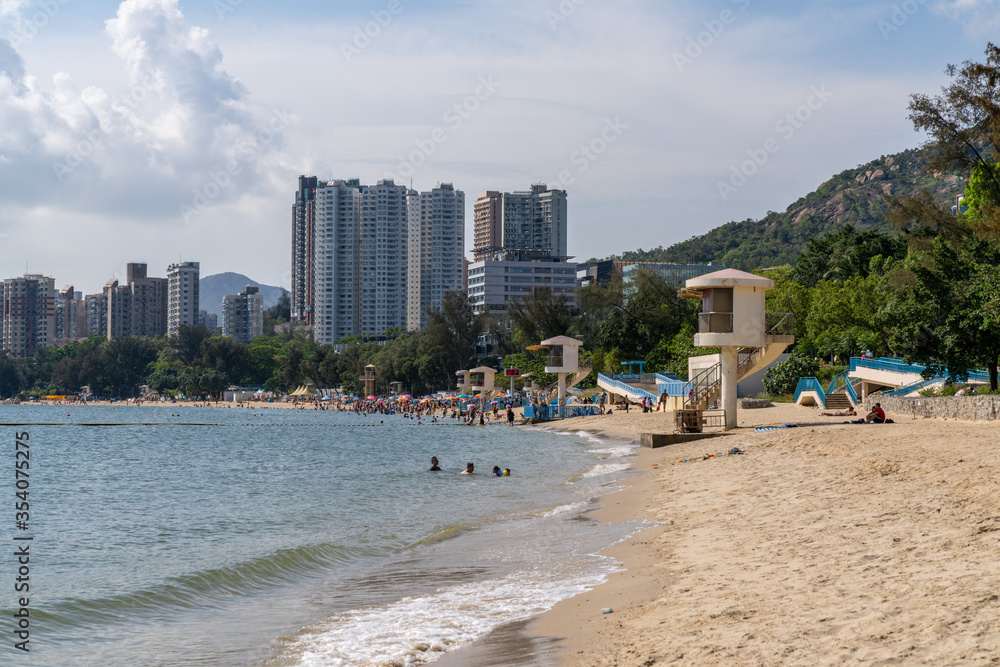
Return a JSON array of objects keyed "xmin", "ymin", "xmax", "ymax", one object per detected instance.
[{"xmin": 863, "ymin": 395, "xmax": 1000, "ymax": 422}]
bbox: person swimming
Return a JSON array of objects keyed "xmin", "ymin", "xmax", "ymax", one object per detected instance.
[
  {"xmin": 461, "ymin": 462, "xmax": 475, "ymax": 474},
  {"xmin": 492, "ymin": 466, "xmax": 501, "ymax": 476},
  {"xmin": 502, "ymin": 468, "xmax": 510, "ymax": 476},
  {"xmin": 428, "ymin": 456, "xmax": 441, "ymax": 471}
]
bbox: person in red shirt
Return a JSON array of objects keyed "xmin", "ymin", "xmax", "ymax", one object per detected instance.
[{"xmin": 864, "ymin": 403, "xmax": 886, "ymax": 423}]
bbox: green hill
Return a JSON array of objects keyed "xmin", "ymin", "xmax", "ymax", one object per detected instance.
[{"xmin": 606, "ymin": 148, "xmax": 966, "ymax": 270}]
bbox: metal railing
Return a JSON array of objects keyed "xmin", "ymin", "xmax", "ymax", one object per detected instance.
[
  {"xmin": 597, "ymin": 374, "xmax": 659, "ymax": 401},
  {"xmin": 883, "ymin": 377, "xmax": 943, "ymax": 397},
  {"xmin": 794, "ymin": 376, "xmax": 827, "ymax": 405},
  {"xmin": 524, "ymin": 404, "xmax": 600, "ymax": 420},
  {"xmin": 685, "ymin": 363, "xmax": 721, "ymax": 409},
  {"xmin": 765, "ymin": 312, "xmax": 794, "ymax": 336},
  {"xmin": 698, "ymin": 312, "xmax": 733, "ymax": 334},
  {"xmin": 826, "ymin": 370, "xmax": 859, "ymax": 404}
]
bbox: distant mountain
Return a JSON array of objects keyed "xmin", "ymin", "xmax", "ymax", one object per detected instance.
[
  {"xmin": 603, "ymin": 147, "xmax": 966, "ymax": 270},
  {"xmin": 199, "ymin": 273, "xmax": 287, "ymax": 319}
]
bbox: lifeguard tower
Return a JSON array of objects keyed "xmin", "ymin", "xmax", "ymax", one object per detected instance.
[
  {"xmin": 455, "ymin": 370, "xmax": 471, "ymax": 392},
  {"xmin": 540, "ymin": 336, "xmax": 587, "ymax": 416},
  {"xmin": 679, "ymin": 269, "xmax": 793, "ymax": 430},
  {"xmin": 360, "ymin": 364, "xmax": 377, "ymax": 398},
  {"xmin": 469, "ymin": 366, "xmax": 497, "ymax": 400}
]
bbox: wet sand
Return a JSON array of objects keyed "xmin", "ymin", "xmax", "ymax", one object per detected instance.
[{"xmin": 442, "ymin": 403, "xmax": 1000, "ymax": 665}]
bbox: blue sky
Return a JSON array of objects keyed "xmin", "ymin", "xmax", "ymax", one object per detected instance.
[{"xmin": 0, "ymin": 0, "xmax": 995, "ymax": 294}]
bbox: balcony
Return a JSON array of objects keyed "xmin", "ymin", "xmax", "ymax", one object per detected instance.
[{"xmin": 698, "ymin": 312, "xmax": 733, "ymax": 334}]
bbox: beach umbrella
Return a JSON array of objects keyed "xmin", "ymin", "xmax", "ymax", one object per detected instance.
[
  {"xmin": 367, "ymin": 395, "xmax": 376, "ymax": 400},
  {"xmin": 400, "ymin": 394, "xmax": 412, "ymax": 400},
  {"xmin": 458, "ymin": 393, "xmax": 471, "ymax": 399}
]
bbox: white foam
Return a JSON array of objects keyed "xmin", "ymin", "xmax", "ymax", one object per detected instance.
[
  {"xmin": 286, "ymin": 558, "xmax": 618, "ymax": 667},
  {"xmin": 542, "ymin": 500, "xmax": 590, "ymax": 517},
  {"xmin": 581, "ymin": 461, "xmax": 631, "ymax": 479}
]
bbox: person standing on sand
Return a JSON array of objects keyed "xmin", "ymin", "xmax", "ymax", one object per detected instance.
[
  {"xmin": 507, "ymin": 406, "xmax": 515, "ymax": 426},
  {"xmin": 657, "ymin": 389, "xmax": 669, "ymax": 411}
]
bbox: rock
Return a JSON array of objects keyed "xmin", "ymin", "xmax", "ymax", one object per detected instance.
[
  {"xmin": 882, "ymin": 182, "xmax": 894, "ymax": 196},
  {"xmin": 885, "ymin": 156, "xmax": 895, "ymax": 166},
  {"xmin": 855, "ymin": 173, "xmax": 868, "ymax": 184},
  {"xmin": 870, "ymin": 169, "xmax": 886, "ymax": 180}
]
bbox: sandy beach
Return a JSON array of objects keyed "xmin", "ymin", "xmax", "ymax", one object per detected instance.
[{"xmin": 444, "ymin": 402, "xmax": 1000, "ymax": 665}]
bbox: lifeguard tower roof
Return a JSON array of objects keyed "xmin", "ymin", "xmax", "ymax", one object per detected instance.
[
  {"xmin": 469, "ymin": 366, "xmax": 497, "ymax": 374},
  {"xmin": 679, "ymin": 268, "xmax": 773, "ymax": 298},
  {"xmin": 539, "ymin": 335, "xmax": 583, "ymax": 347}
]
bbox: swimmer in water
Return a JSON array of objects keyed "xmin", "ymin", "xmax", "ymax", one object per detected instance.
[
  {"xmin": 502, "ymin": 468, "xmax": 510, "ymax": 476},
  {"xmin": 428, "ymin": 456, "xmax": 441, "ymax": 471},
  {"xmin": 492, "ymin": 466, "xmax": 501, "ymax": 476},
  {"xmin": 461, "ymin": 462, "xmax": 475, "ymax": 474}
]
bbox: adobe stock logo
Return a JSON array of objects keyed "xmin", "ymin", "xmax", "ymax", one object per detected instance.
[{"xmin": 716, "ymin": 85, "xmax": 833, "ymax": 202}]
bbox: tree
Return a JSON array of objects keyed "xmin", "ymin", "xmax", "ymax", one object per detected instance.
[
  {"xmin": 506, "ymin": 287, "xmax": 575, "ymax": 344},
  {"xmin": 886, "ymin": 236, "xmax": 1000, "ymax": 389},
  {"xmin": 762, "ymin": 354, "xmax": 820, "ymax": 396},
  {"xmin": 425, "ymin": 290, "xmax": 483, "ymax": 372},
  {"xmin": 903, "ymin": 43, "xmax": 1000, "ymax": 241}
]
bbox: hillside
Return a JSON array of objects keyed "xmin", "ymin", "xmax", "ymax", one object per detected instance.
[
  {"xmin": 199, "ymin": 273, "xmax": 287, "ymax": 319},
  {"xmin": 608, "ymin": 148, "xmax": 966, "ymax": 270}
]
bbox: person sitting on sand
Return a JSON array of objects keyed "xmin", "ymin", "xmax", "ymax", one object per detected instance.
[
  {"xmin": 865, "ymin": 403, "xmax": 886, "ymax": 423},
  {"xmin": 820, "ymin": 407, "xmax": 856, "ymax": 417},
  {"xmin": 428, "ymin": 456, "xmax": 441, "ymax": 471},
  {"xmin": 461, "ymin": 462, "xmax": 475, "ymax": 474}
]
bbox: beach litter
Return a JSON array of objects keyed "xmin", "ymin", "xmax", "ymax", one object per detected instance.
[{"xmin": 602, "ymin": 608, "xmax": 614, "ymax": 614}]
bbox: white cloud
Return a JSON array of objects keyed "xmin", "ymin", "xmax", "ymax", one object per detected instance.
[
  {"xmin": 932, "ymin": 0, "xmax": 1000, "ymax": 36},
  {"xmin": 0, "ymin": 0, "xmax": 289, "ymax": 226}
]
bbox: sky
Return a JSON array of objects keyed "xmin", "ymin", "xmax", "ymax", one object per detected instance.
[{"xmin": 0, "ymin": 0, "xmax": 995, "ymax": 295}]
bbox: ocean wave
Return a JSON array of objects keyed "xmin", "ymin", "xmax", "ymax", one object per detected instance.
[
  {"xmin": 581, "ymin": 462, "xmax": 631, "ymax": 479},
  {"xmin": 275, "ymin": 557, "xmax": 619, "ymax": 667},
  {"xmin": 541, "ymin": 500, "xmax": 591, "ymax": 517},
  {"xmin": 30, "ymin": 543, "xmax": 385, "ymax": 629}
]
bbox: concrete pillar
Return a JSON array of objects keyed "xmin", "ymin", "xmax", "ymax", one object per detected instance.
[
  {"xmin": 557, "ymin": 373, "xmax": 567, "ymax": 417},
  {"xmin": 720, "ymin": 346, "xmax": 739, "ymax": 430}
]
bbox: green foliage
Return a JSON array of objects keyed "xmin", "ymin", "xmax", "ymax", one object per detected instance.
[{"xmin": 762, "ymin": 354, "xmax": 820, "ymax": 396}]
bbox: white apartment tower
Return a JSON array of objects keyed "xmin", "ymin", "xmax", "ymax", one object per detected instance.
[
  {"xmin": 406, "ymin": 183, "xmax": 465, "ymax": 331},
  {"xmin": 359, "ymin": 180, "xmax": 408, "ymax": 336},
  {"xmin": 167, "ymin": 261, "xmax": 200, "ymax": 337},
  {"xmin": 313, "ymin": 180, "xmax": 362, "ymax": 345}
]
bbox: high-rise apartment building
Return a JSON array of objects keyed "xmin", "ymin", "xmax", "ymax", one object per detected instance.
[
  {"xmin": 222, "ymin": 286, "xmax": 264, "ymax": 344},
  {"xmin": 359, "ymin": 180, "xmax": 409, "ymax": 336},
  {"xmin": 84, "ymin": 293, "xmax": 108, "ymax": 337},
  {"xmin": 313, "ymin": 179, "xmax": 362, "ymax": 344},
  {"xmin": 1, "ymin": 274, "xmax": 56, "ymax": 358},
  {"xmin": 406, "ymin": 183, "xmax": 465, "ymax": 331},
  {"xmin": 291, "ymin": 175, "xmax": 318, "ymax": 326},
  {"xmin": 105, "ymin": 263, "xmax": 168, "ymax": 339},
  {"xmin": 167, "ymin": 261, "xmax": 200, "ymax": 337},
  {"xmin": 300, "ymin": 176, "xmax": 466, "ymax": 342},
  {"xmin": 472, "ymin": 184, "xmax": 567, "ymax": 262},
  {"xmin": 56, "ymin": 285, "xmax": 86, "ymax": 344}
]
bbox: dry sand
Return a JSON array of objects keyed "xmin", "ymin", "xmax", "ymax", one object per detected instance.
[{"xmin": 449, "ymin": 403, "xmax": 1000, "ymax": 665}]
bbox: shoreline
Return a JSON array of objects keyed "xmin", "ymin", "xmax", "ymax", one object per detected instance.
[{"xmin": 441, "ymin": 403, "xmax": 1000, "ymax": 665}]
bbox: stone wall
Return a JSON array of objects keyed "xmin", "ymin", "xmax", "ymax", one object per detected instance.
[
  {"xmin": 863, "ymin": 395, "xmax": 1000, "ymax": 422},
  {"xmin": 739, "ymin": 398, "xmax": 773, "ymax": 409}
]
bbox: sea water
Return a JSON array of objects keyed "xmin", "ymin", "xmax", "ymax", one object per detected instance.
[{"xmin": 0, "ymin": 405, "xmax": 643, "ymax": 666}]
